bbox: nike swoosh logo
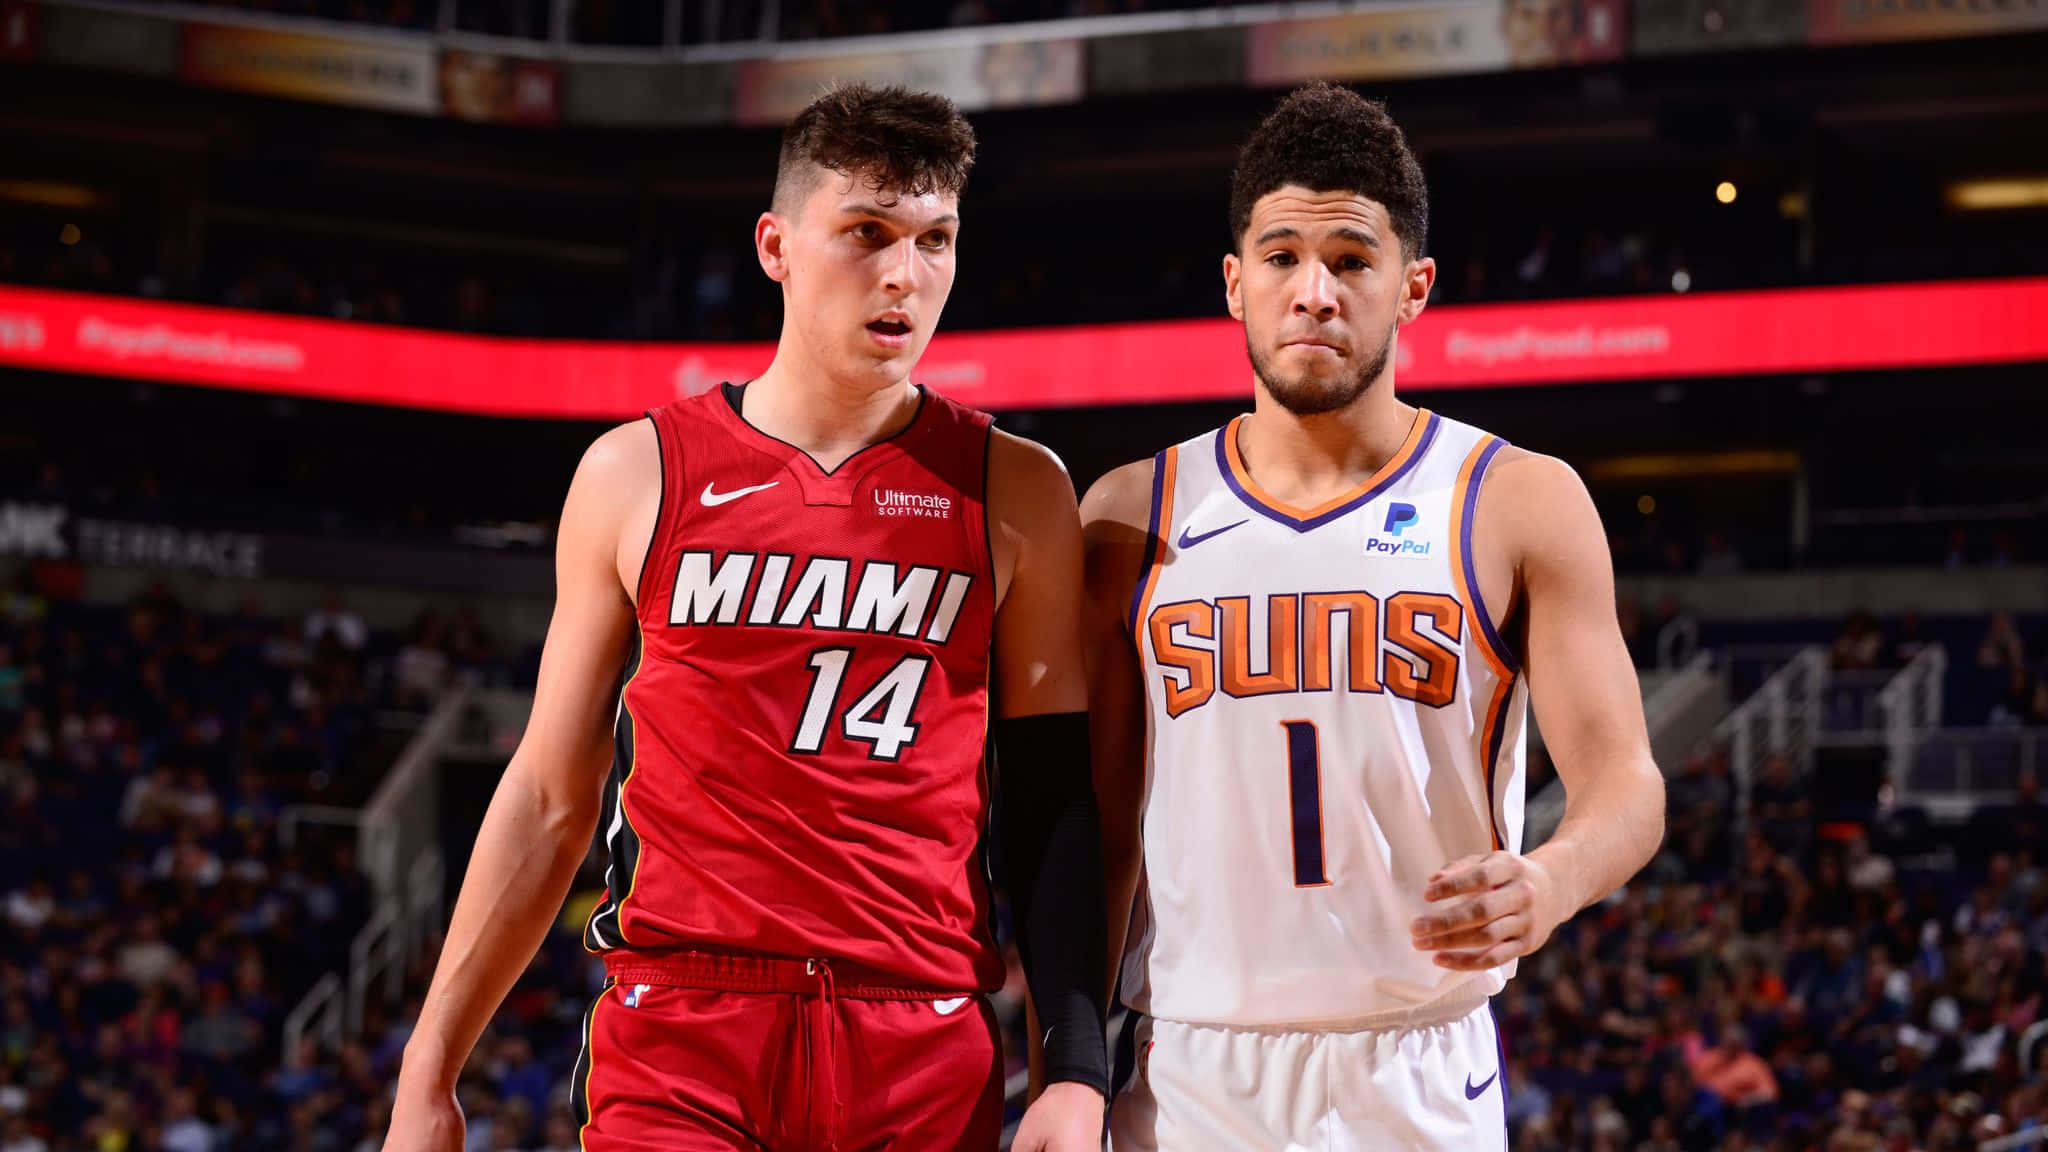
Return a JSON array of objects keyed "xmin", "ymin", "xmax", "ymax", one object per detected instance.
[
  {"xmin": 932, "ymin": 997, "xmax": 970, "ymax": 1016},
  {"xmin": 700, "ymin": 480, "xmax": 779, "ymax": 507},
  {"xmin": 1177, "ymin": 519, "xmax": 1248, "ymax": 549},
  {"xmin": 1465, "ymin": 1071, "xmax": 1498, "ymax": 1100}
]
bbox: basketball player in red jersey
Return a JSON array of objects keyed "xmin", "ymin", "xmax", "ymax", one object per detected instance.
[{"xmin": 383, "ymin": 85, "xmax": 1107, "ymax": 1152}]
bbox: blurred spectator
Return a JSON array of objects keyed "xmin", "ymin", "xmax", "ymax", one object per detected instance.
[
  {"xmin": 1686, "ymin": 1025, "xmax": 1779, "ymax": 1107},
  {"xmin": 1943, "ymin": 527, "xmax": 1972, "ymax": 569},
  {"xmin": 1832, "ymin": 611, "xmax": 1883, "ymax": 671},
  {"xmin": 1978, "ymin": 613, "xmax": 2026, "ymax": 674},
  {"xmin": 304, "ymin": 593, "xmax": 368, "ymax": 654},
  {"xmin": 394, "ymin": 613, "xmax": 452, "ymax": 709},
  {"xmin": 1697, "ymin": 530, "xmax": 1745, "ymax": 576},
  {"xmin": 1886, "ymin": 610, "xmax": 1933, "ymax": 669}
]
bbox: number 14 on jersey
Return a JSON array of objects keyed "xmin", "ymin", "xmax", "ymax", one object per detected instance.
[{"xmin": 792, "ymin": 649, "xmax": 931, "ymax": 761}]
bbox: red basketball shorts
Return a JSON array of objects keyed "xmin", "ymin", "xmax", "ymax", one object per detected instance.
[{"xmin": 569, "ymin": 950, "xmax": 1004, "ymax": 1151}]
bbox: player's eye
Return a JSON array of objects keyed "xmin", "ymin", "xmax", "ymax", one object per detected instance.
[
  {"xmin": 1265, "ymin": 252, "xmax": 1296, "ymax": 268},
  {"xmin": 920, "ymin": 231, "xmax": 951, "ymax": 251},
  {"xmin": 849, "ymin": 222, "xmax": 882, "ymax": 243},
  {"xmin": 1338, "ymin": 256, "xmax": 1369, "ymax": 273}
]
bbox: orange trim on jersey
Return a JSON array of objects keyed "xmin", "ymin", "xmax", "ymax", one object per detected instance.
[
  {"xmin": 1221, "ymin": 408, "xmax": 1432, "ymax": 523},
  {"xmin": 1131, "ymin": 445, "xmax": 1179, "ymax": 636},
  {"xmin": 1478, "ymin": 676, "xmax": 1515, "ymax": 852},
  {"xmin": 1448, "ymin": 435, "xmax": 1515, "ymax": 684}
]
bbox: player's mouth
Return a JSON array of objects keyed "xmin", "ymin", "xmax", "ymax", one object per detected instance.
[
  {"xmin": 1284, "ymin": 338, "xmax": 1344, "ymax": 355},
  {"xmin": 865, "ymin": 313, "xmax": 914, "ymax": 348}
]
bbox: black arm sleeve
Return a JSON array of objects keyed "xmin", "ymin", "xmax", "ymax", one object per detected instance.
[{"xmin": 993, "ymin": 710, "xmax": 1110, "ymax": 1095}]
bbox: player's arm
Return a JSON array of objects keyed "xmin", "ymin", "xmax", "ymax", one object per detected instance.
[
  {"xmin": 986, "ymin": 430, "xmax": 1110, "ymax": 1139},
  {"xmin": 386, "ymin": 423, "xmax": 654, "ymax": 1146},
  {"xmin": 1079, "ymin": 459, "xmax": 1156, "ymax": 1007},
  {"xmin": 1413, "ymin": 451, "xmax": 1664, "ymax": 970}
]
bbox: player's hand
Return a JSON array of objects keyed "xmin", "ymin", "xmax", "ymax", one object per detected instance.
[
  {"xmin": 1011, "ymin": 1080, "xmax": 1105, "ymax": 1152},
  {"xmin": 1410, "ymin": 850, "xmax": 1569, "ymax": 971},
  {"xmin": 379, "ymin": 1082, "xmax": 465, "ymax": 1152}
]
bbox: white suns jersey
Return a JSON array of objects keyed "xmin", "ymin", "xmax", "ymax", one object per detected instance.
[{"xmin": 1122, "ymin": 408, "xmax": 1527, "ymax": 1029}]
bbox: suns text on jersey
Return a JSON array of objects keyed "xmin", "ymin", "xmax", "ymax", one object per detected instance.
[{"xmin": 1147, "ymin": 589, "xmax": 1465, "ymax": 715}]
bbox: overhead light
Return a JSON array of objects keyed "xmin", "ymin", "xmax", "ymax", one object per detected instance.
[
  {"xmin": 1947, "ymin": 178, "xmax": 2048, "ymax": 211},
  {"xmin": 1637, "ymin": 494, "xmax": 1657, "ymax": 515},
  {"xmin": 0, "ymin": 180, "xmax": 105, "ymax": 210},
  {"xmin": 1715, "ymin": 181, "xmax": 1738, "ymax": 204},
  {"xmin": 1594, "ymin": 451, "xmax": 1802, "ymax": 481},
  {"xmin": 59, "ymin": 224, "xmax": 81, "ymax": 246}
]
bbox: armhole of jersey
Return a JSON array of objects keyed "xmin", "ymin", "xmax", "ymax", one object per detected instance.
[
  {"xmin": 1126, "ymin": 446, "xmax": 1176, "ymax": 636},
  {"xmin": 978, "ymin": 418, "xmax": 996, "ymax": 611},
  {"xmin": 1450, "ymin": 435, "xmax": 1518, "ymax": 680},
  {"xmin": 631, "ymin": 409, "xmax": 674, "ymax": 615}
]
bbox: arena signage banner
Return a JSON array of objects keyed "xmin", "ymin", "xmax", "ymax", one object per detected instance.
[
  {"xmin": 0, "ymin": 279, "xmax": 2044, "ymax": 419},
  {"xmin": 179, "ymin": 21, "xmax": 438, "ymax": 115},
  {"xmin": 733, "ymin": 37, "xmax": 1085, "ymax": 125},
  {"xmin": 0, "ymin": 0, "xmax": 39, "ymax": 60},
  {"xmin": 1246, "ymin": 0, "xmax": 1626, "ymax": 86},
  {"xmin": 0, "ymin": 501, "xmax": 264, "ymax": 578},
  {"xmin": 440, "ymin": 49, "xmax": 560, "ymax": 125},
  {"xmin": 1809, "ymin": 0, "xmax": 2048, "ymax": 44}
]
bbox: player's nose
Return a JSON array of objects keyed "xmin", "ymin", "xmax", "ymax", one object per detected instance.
[
  {"xmin": 1291, "ymin": 262, "xmax": 1339, "ymax": 318},
  {"xmin": 880, "ymin": 235, "xmax": 920, "ymax": 296}
]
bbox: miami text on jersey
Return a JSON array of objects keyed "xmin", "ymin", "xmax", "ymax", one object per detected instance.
[{"xmin": 667, "ymin": 550, "xmax": 976, "ymax": 643}]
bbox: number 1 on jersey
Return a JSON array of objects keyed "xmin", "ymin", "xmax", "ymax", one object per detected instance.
[{"xmin": 1283, "ymin": 721, "xmax": 1329, "ymax": 887}]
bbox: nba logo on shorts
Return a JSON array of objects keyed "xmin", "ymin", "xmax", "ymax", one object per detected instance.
[{"xmin": 624, "ymin": 984, "xmax": 650, "ymax": 1008}]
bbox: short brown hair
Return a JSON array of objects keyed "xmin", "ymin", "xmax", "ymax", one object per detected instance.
[
  {"xmin": 773, "ymin": 83, "xmax": 978, "ymax": 214},
  {"xmin": 1228, "ymin": 81, "xmax": 1429, "ymax": 259}
]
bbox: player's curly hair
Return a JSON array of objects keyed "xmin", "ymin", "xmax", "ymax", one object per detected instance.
[
  {"xmin": 1228, "ymin": 81, "xmax": 1429, "ymax": 259},
  {"xmin": 773, "ymin": 83, "xmax": 978, "ymax": 214}
]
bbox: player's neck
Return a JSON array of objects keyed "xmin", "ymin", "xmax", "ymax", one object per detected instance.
[
  {"xmin": 744, "ymin": 358, "xmax": 922, "ymax": 473},
  {"xmin": 1238, "ymin": 385, "xmax": 1419, "ymax": 505}
]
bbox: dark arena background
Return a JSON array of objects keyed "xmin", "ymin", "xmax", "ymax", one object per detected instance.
[{"xmin": 3, "ymin": 2, "xmax": 2047, "ymax": 1149}]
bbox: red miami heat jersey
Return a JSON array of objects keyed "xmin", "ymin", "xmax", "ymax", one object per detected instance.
[{"xmin": 583, "ymin": 383, "xmax": 1002, "ymax": 993}]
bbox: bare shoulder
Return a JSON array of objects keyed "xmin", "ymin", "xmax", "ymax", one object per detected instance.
[
  {"xmin": 1482, "ymin": 446, "xmax": 1596, "ymax": 528},
  {"xmin": 1477, "ymin": 444, "xmax": 1607, "ymax": 574},
  {"xmin": 562, "ymin": 419, "xmax": 662, "ymax": 598},
  {"xmin": 1484, "ymin": 444, "xmax": 1583, "ymax": 501},
  {"xmin": 1080, "ymin": 458, "xmax": 1157, "ymax": 536},
  {"xmin": 576, "ymin": 417, "xmax": 660, "ymax": 488},
  {"xmin": 987, "ymin": 426, "xmax": 1078, "ymax": 527},
  {"xmin": 989, "ymin": 425, "xmax": 1071, "ymax": 486}
]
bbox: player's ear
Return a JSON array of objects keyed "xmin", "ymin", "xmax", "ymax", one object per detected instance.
[
  {"xmin": 1222, "ymin": 252, "xmax": 1244, "ymax": 322},
  {"xmin": 1397, "ymin": 255, "xmax": 1435, "ymax": 325},
  {"xmin": 756, "ymin": 212, "xmax": 790, "ymax": 284}
]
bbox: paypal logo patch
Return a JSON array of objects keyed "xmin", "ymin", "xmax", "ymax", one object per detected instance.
[{"xmin": 1368, "ymin": 503, "xmax": 1430, "ymax": 557}]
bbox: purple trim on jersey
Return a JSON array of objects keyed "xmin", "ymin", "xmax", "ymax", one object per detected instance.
[
  {"xmin": 1491, "ymin": 1001, "xmax": 1510, "ymax": 1147},
  {"xmin": 1127, "ymin": 449, "xmax": 1169, "ymax": 633},
  {"xmin": 1460, "ymin": 437, "xmax": 1519, "ymax": 673},
  {"xmin": 1214, "ymin": 412, "xmax": 1442, "ymax": 532}
]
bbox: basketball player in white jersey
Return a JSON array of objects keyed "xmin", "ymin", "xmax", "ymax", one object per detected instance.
[{"xmin": 1083, "ymin": 82, "xmax": 1667, "ymax": 1150}]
